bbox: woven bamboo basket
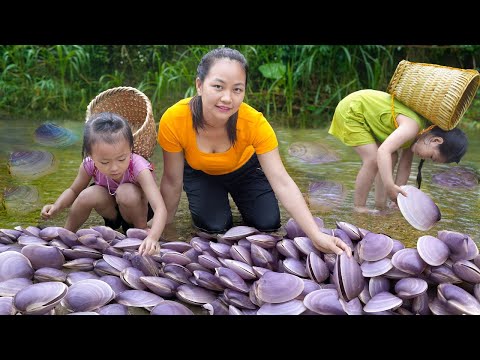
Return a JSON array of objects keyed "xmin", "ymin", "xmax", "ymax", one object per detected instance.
[
  {"xmin": 387, "ymin": 60, "xmax": 480, "ymax": 130},
  {"xmin": 86, "ymin": 87, "xmax": 157, "ymax": 159}
]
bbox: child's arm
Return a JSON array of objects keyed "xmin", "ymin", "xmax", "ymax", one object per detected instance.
[
  {"xmin": 160, "ymin": 150, "xmax": 185, "ymax": 224},
  {"xmin": 377, "ymin": 114, "xmax": 419, "ymax": 202},
  {"xmin": 41, "ymin": 164, "xmax": 91, "ymax": 219},
  {"xmin": 136, "ymin": 169, "xmax": 168, "ymax": 256},
  {"xmin": 395, "ymin": 147, "xmax": 414, "ymax": 186}
]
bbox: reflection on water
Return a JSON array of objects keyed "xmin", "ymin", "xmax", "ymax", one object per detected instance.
[{"xmin": 0, "ymin": 116, "xmax": 479, "ymax": 248}]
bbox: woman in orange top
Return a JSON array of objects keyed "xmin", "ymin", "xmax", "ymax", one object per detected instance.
[{"xmin": 158, "ymin": 47, "xmax": 351, "ymax": 256}]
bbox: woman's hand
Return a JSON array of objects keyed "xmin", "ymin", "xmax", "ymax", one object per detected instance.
[
  {"xmin": 138, "ymin": 236, "xmax": 161, "ymax": 256},
  {"xmin": 311, "ymin": 232, "xmax": 352, "ymax": 257}
]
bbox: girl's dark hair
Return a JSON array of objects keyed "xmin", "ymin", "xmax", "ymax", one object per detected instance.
[
  {"xmin": 82, "ymin": 112, "xmax": 134, "ymax": 158},
  {"xmin": 416, "ymin": 126, "xmax": 468, "ymax": 188},
  {"xmin": 189, "ymin": 47, "xmax": 248, "ymax": 145}
]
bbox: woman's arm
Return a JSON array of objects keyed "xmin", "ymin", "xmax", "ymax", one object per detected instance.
[
  {"xmin": 258, "ymin": 149, "xmax": 351, "ymax": 256},
  {"xmin": 160, "ymin": 150, "xmax": 185, "ymax": 224},
  {"xmin": 41, "ymin": 164, "xmax": 91, "ymax": 219},
  {"xmin": 136, "ymin": 168, "xmax": 168, "ymax": 255},
  {"xmin": 377, "ymin": 114, "xmax": 419, "ymax": 202}
]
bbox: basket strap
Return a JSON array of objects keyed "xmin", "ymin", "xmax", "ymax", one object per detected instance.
[{"xmin": 390, "ymin": 93, "xmax": 436, "ymax": 135}]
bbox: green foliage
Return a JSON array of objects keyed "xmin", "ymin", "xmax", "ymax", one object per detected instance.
[{"xmin": 1, "ymin": 45, "xmax": 479, "ymax": 128}]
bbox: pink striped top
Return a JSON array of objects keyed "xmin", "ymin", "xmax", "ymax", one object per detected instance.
[{"xmin": 82, "ymin": 153, "xmax": 154, "ymax": 194}]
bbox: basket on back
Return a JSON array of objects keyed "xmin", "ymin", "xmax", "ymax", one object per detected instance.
[
  {"xmin": 86, "ymin": 87, "xmax": 157, "ymax": 159},
  {"xmin": 387, "ymin": 60, "xmax": 480, "ymax": 131}
]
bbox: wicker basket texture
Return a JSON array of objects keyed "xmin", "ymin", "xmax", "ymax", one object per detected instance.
[
  {"xmin": 387, "ymin": 60, "xmax": 480, "ymax": 130},
  {"xmin": 86, "ymin": 87, "xmax": 157, "ymax": 159}
]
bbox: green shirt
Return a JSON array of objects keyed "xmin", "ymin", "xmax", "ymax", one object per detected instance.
[{"xmin": 329, "ymin": 89, "xmax": 429, "ymax": 148}]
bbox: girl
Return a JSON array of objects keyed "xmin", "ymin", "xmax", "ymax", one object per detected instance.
[
  {"xmin": 157, "ymin": 47, "xmax": 351, "ymax": 256},
  {"xmin": 329, "ymin": 89, "xmax": 468, "ymax": 213},
  {"xmin": 41, "ymin": 112, "xmax": 167, "ymax": 255}
]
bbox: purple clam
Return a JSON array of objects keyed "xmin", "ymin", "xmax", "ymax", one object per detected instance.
[
  {"xmin": 254, "ymin": 271, "xmax": 304, "ymax": 303},
  {"xmin": 230, "ymin": 244, "xmax": 253, "ymax": 265},
  {"xmin": 0, "ymin": 251, "xmax": 34, "ymax": 281},
  {"xmin": 391, "ymin": 248, "xmax": 427, "ymax": 276},
  {"xmin": 151, "ymin": 300, "xmax": 194, "ymax": 315},
  {"xmin": 363, "ymin": 292, "xmax": 403, "ymax": 313},
  {"xmin": 130, "ymin": 254, "xmax": 160, "ymax": 277},
  {"xmin": 432, "ymin": 165, "xmax": 479, "ymax": 189},
  {"xmin": 8, "ymin": 150, "xmax": 57, "ymax": 179},
  {"xmin": 66, "ymin": 271, "xmax": 100, "ymax": 285},
  {"xmin": 451, "ymin": 260, "xmax": 480, "ymax": 283},
  {"xmin": 63, "ymin": 258, "xmax": 95, "ymax": 271},
  {"xmin": 120, "ymin": 267, "xmax": 147, "ymax": 290},
  {"xmin": 3, "ymin": 185, "xmax": 40, "ymax": 214},
  {"xmin": 126, "ymin": 228, "xmax": 148, "ymax": 240},
  {"xmin": 116, "ymin": 289, "xmax": 164, "ymax": 308},
  {"xmin": 397, "ymin": 185, "xmax": 441, "ymax": 231},
  {"xmin": 282, "ymin": 258, "xmax": 308, "ymax": 278},
  {"xmin": 223, "ymin": 288, "xmax": 257, "ymax": 310},
  {"xmin": 192, "ymin": 270, "xmax": 225, "ymax": 292},
  {"xmin": 61, "ymin": 279, "xmax": 115, "ymax": 312},
  {"xmin": 437, "ymin": 283, "xmax": 480, "ymax": 315},
  {"xmin": 276, "ymin": 239, "xmax": 300, "ymax": 260},
  {"xmin": 303, "ymin": 289, "xmax": 346, "ymax": 315},
  {"xmin": 98, "ymin": 275, "xmax": 129, "ymax": 297},
  {"xmin": 176, "ymin": 284, "xmax": 217, "ymax": 305},
  {"xmin": 0, "ymin": 297, "xmax": 16, "ymax": 315},
  {"xmin": 97, "ymin": 303, "xmax": 129, "ymax": 315},
  {"xmin": 369, "ymin": 276, "xmax": 391, "ymax": 298},
  {"xmin": 357, "ymin": 233, "xmax": 393, "ymax": 261},
  {"xmin": 34, "ymin": 267, "xmax": 67, "ymax": 283},
  {"xmin": 288, "ymin": 141, "xmax": 339, "ymax": 164},
  {"xmin": 245, "ymin": 234, "xmax": 278, "ymax": 249},
  {"xmin": 215, "ymin": 267, "xmax": 250, "ymax": 293},
  {"xmin": 306, "ymin": 252, "xmax": 329, "ymax": 283},
  {"xmin": 437, "ymin": 230, "xmax": 479, "ymax": 262},
  {"xmin": 220, "ymin": 226, "xmax": 258, "ymax": 241},
  {"xmin": 0, "ymin": 278, "xmax": 33, "ymax": 297},
  {"xmin": 14, "ymin": 281, "xmax": 68, "ymax": 315},
  {"xmin": 335, "ymin": 221, "xmax": 362, "ymax": 241},
  {"xmin": 34, "ymin": 122, "xmax": 77, "ymax": 147},
  {"xmin": 360, "ymin": 258, "xmax": 393, "ymax": 278},
  {"xmin": 307, "ymin": 180, "xmax": 345, "ymax": 211},
  {"xmin": 257, "ymin": 299, "xmax": 307, "ymax": 315},
  {"xmin": 416, "ymin": 235, "xmax": 450, "ymax": 266},
  {"xmin": 223, "ymin": 259, "xmax": 256, "ymax": 280},
  {"xmin": 333, "ymin": 253, "xmax": 364, "ymax": 301},
  {"xmin": 394, "ymin": 278, "xmax": 428, "ymax": 299},
  {"xmin": 21, "ymin": 244, "xmax": 65, "ymax": 270}
]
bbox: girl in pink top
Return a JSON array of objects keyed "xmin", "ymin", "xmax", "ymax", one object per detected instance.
[{"xmin": 41, "ymin": 112, "xmax": 167, "ymax": 255}]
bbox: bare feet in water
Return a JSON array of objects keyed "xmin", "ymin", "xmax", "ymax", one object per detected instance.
[{"xmin": 354, "ymin": 206, "xmax": 380, "ymax": 215}]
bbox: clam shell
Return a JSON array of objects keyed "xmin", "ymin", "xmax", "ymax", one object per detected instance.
[{"xmin": 397, "ymin": 185, "xmax": 441, "ymax": 231}]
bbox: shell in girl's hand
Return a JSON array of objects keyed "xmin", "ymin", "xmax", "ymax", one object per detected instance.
[{"xmin": 397, "ymin": 185, "xmax": 441, "ymax": 231}]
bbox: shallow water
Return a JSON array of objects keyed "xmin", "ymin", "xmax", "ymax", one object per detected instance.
[{"xmin": 0, "ymin": 115, "xmax": 479, "ymax": 248}]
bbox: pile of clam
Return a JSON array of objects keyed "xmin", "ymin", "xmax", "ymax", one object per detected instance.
[{"xmin": 0, "ymin": 218, "xmax": 479, "ymax": 315}]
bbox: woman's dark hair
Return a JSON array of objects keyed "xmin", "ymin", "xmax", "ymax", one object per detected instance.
[
  {"xmin": 189, "ymin": 47, "xmax": 249, "ymax": 145},
  {"xmin": 82, "ymin": 112, "xmax": 134, "ymax": 158},
  {"xmin": 416, "ymin": 126, "xmax": 468, "ymax": 188}
]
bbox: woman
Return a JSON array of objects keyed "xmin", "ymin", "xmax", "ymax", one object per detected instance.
[
  {"xmin": 329, "ymin": 89, "xmax": 468, "ymax": 213},
  {"xmin": 157, "ymin": 47, "xmax": 350, "ymax": 256}
]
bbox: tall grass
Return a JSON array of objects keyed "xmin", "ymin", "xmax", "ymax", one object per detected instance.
[{"xmin": 1, "ymin": 45, "xmax": 479, "ymax": 128}]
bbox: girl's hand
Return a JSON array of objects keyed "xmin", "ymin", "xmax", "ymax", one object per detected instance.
[
  {"xmin": 41, "ymin": 204, "xmax": 58, "ymax": 220},
  {"xmin": 138, "ymin": 236, "xmax": 161, "ymax": 256},
  {"xmin": 386, "ymin": 184, "xmax": 407, "ymax": 204},
  {"xmin": 311, "ymin": 233, "xmax": 352, "ymax": 257}
]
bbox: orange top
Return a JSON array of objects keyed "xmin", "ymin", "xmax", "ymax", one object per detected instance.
[{"xmin": 158, "ymin": 98, "xmax": 278, "ymax": 175}]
